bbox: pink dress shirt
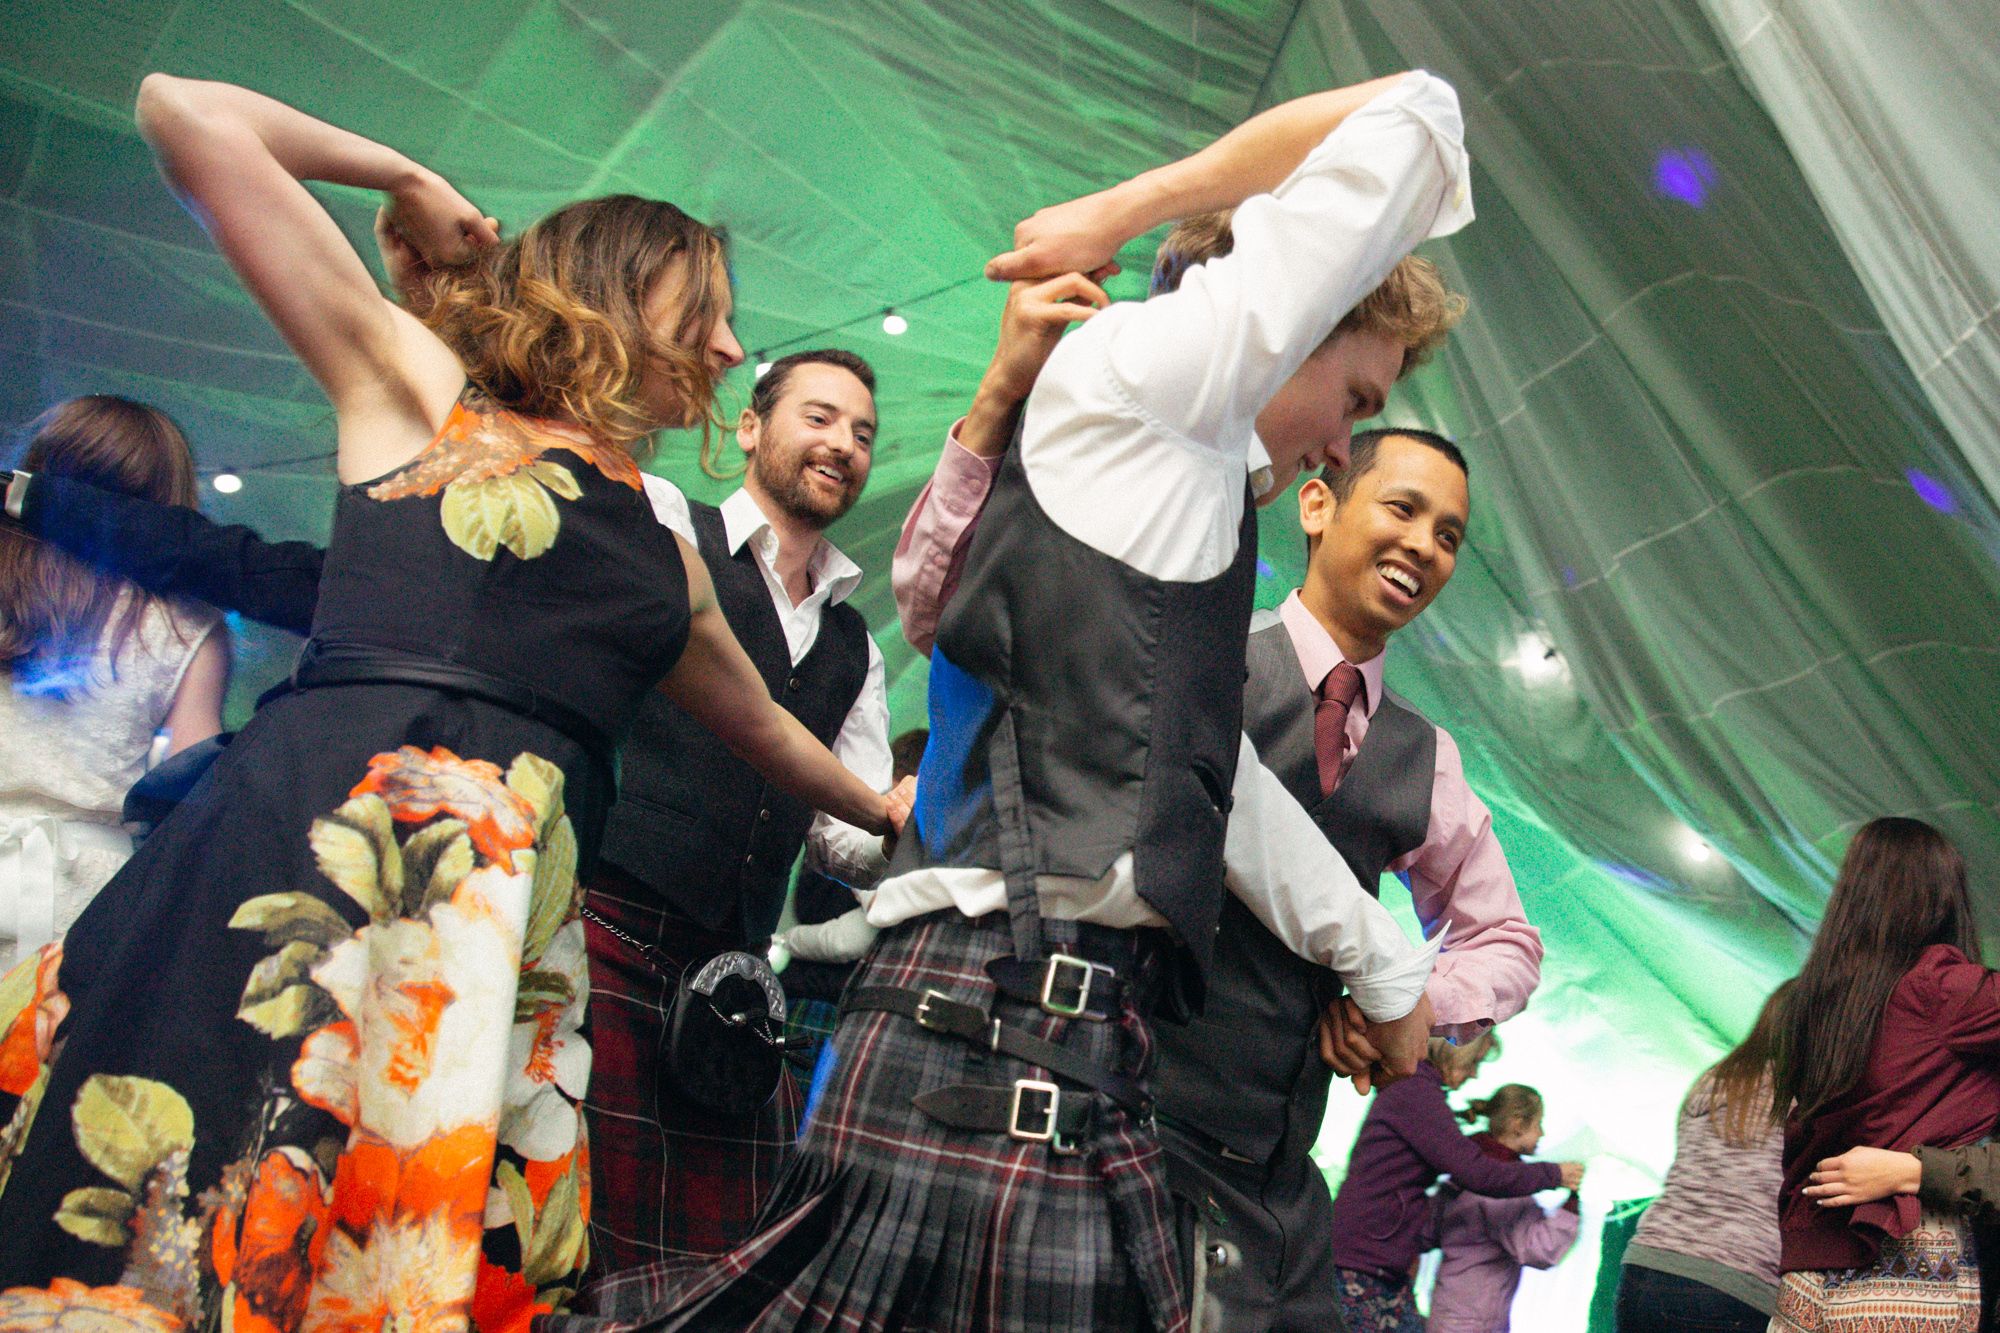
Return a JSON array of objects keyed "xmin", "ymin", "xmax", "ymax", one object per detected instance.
[
  {"xmin": 892, "ymin": 436, "xmax": 999, "ymax": 656},
  {"xmin": 892, "ymin": 442, "xmax": 1540, "ymax": 1033}
]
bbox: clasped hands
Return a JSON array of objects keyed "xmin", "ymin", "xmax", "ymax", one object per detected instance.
[{"xmin": 1317, "ymin": 989, "xmax": 1435, "ymax": 1096}]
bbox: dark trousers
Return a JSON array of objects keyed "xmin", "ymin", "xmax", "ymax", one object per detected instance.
[
  {"xmin": 1615, "ymin": 1263, "xmax": 1768, "ymax": 1333},
  {"xmin": 1161, "ymin": 1118, "xmax": 1348, "ymax": 1333}
]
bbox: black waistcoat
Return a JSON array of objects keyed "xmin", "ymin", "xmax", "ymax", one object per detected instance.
[
  {"xmin": 596, "ymin": 500, "xmax": 870, "ymax": 949},
  {"xmin": 889, "ymin": 439, "xmax": 1258, "ymax": 994},
  {"xmin": 1153, "ymin": 611, "xmax": 1436, "ymax": 1164}
]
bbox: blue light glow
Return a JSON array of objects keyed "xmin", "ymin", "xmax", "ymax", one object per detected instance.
[
  {"xmin": 1653, "ymin": 148, "xmax": 1717, "ymax": 208},
  {"xmin": 1256, "ymin": 558, "xmax": 1275, "ymax": 578},
  {"xmin": 1907, "ymin": 468, "xmax": 1958, "ymax": 514},
  {"xmin": 1597, "ymin": 861, "xmax": 1676, "ymax": 894}
]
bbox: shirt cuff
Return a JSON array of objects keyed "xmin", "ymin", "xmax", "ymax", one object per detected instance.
[
  {"xmin": 1914, "ymin": 1145, "xmax": 1955, "ymax": 1210},
  {"xmin": 1347, "ymin": 922, "xmax": 1448, "ymax": 1023},
  {"xmin": 3, "ymin": 469, "xmax": 30, "ymax": 521},
  {"xmin": 936, "ymin": 424, "xmax": 1003, "ymax": 507},
  {"xmin": 809, "ymin": 819, "xmax": 891, "ymax": 888},
  {"xmin": 1368, "ymin": 70, "xmax": 1475, "ymax": 238}
]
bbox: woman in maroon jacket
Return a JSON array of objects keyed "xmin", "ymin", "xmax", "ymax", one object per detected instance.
[{"xmin": 1771, "ymin": 816, "xmax": 2000, "ymax": 1329}]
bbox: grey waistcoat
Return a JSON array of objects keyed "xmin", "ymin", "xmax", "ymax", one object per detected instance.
[
  {"xmin": 1153, "ymin": 611, "xmax": 1437, "ymax": 1163},
  {"xmin": 888, "ymin": 439, "xmax": 1257, "ymax": 994}
]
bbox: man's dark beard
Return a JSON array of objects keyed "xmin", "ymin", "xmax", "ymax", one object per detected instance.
[{"xmin": 751, "ymin": 446, "xmax": 856, "ymax": 530}]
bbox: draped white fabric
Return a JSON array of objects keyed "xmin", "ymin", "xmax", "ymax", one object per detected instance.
[
  {"xmin": 2, "ymin": 4, "xmax": 1995, "ymax": 1325},
  {"xmin": 1698, "ymin": 0, "xmax": 2000, "ymax": 509}
]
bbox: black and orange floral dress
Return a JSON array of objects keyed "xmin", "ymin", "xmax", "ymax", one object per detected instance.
[{"xmin": 0, "ymin": 389, "xmax": 690, "ymax": 1332}]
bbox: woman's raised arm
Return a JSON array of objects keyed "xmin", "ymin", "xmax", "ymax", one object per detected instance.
[
  {"xmin": 135, "ymin": 75, "xmax": 493, "ymax": 476},
  {"xmin": 658, "ymin": 534, "xmax": 901, "ymax": 836}
]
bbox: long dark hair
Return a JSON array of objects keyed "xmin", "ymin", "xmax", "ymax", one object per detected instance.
[
  {"xmin": 1774, "ymin": 818, "xmax": 1979, "ymax": 1121},
  {"xmin": 1692, "ymin": 979, "xmax": 1791, "ymax": 1147},
  {"xmin": 0, "ymin": 396, "xmax": 200, "ymax": 694}
]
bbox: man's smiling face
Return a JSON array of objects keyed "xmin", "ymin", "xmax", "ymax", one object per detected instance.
[
  {"xmin": 1300, "ymin": 432, "xmax": 1469, "ymax": 657},
  {"xmin": 739, "ymin": 361, "xmax": 877, "ymax": 528}
]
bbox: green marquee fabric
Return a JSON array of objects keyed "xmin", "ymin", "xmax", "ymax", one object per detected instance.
[{"xmin": 3, "ymin": 3, "xmax": 1996, "ymax": 1324}]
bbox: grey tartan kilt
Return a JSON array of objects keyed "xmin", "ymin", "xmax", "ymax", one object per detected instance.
[{"xmin": 552, "ymin": 909, "xmax": 1190, "ymax": 1332}]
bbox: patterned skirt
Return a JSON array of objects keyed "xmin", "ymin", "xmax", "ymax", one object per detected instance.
[
  {"xmin": 552, "ymin": 910, "xmax": 1188, "ymax": 1332},
  {"xmin": 1772, "ymin": 1207, "xmax": 1979, "ymax": 1332},
  {"xmin": 1336, "ymin": 1267, "xmax": 1426, "ymax": 1333},
  {"xmin": 581, "ymin": 870, "xmax": 802, "ymax": 1273},
  {"xmin": 0, "ymin": 703, "xmax": 598, "ymax": 1333}
]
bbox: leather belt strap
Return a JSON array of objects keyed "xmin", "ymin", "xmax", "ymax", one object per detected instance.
[
  {"xmin": 845, "ymin": 985, "xmax": 1153, "ymax": 1123},
  {"xmin": 986, "ymin": 952, "xmax": 1126, "ymax": 1020},
  {"xmin": 912, "ymin": 1081, "xmax": 1096, "ymax": 1153},
  {"xmin": 269, "ymin": 639, "xmax": 619, "ymax": 797}
]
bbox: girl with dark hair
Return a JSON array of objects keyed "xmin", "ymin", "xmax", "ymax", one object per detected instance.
[
  {"xmin": 1427, "ymin": 1083, "xmax": 1581, "ymax": 1331},
  {"xmin": 0, "ymin": 76, "xmax": 901, "ymax": 1327},
  {"xmin": 1768, "ymin": 817, "xmax": 1998, "ymax": 1330},
  {"xmin": 1, "ymin": 396, "xmax": 228, "ymax": 972},
  {"xmin": 1616, "ymin": 981, "xmax": 1792, "ymax": 1331}
]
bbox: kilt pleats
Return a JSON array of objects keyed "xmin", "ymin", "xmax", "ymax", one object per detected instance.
[{"xmin": 555, "ymin": 910, "xmax": 1189, "ymax": 1332}]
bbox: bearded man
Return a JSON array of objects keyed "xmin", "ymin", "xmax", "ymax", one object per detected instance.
[{"xmin": 588, "ymin": 346, "xmax": 894, "ymax": 1270}]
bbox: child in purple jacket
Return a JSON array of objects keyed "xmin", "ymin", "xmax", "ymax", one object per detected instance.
[
  {"xmin": 1426, "ymin": 1084, "xmax": 1581, "ymax": 1331},
  {"xmin": 1331, "ymin": 1038, "xmax": 1584, "ymax": 1332}
]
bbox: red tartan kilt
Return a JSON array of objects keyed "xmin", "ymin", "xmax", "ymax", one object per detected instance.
[{"xmin": 582, "ymin": 868, "xmax": 802, "ymax": 1273}]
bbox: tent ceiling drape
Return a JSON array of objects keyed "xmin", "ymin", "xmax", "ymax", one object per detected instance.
[{"xmin": 5, "ymin": 3, "xmax": 1995, "ymax": 1324}]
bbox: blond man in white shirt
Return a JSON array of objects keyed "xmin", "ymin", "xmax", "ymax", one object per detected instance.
[{"xmin": 558, "ymin": 71, "xmax": 1476, "ymax": 1333}]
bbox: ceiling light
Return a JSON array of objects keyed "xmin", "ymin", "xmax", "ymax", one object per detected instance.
[
  {"xmin": 212, "ymin": 472, "xmax": 243, "ymax": 494},
  {"xmin": 1510, "ymin": 633, "xmax": 1564, "ymax": 684},
  {"xmin": 881, "ymin": 310, "xmax": 908, "ymax": 336}
]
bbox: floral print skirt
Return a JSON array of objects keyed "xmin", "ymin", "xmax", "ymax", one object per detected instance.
[
  {"xmin": 0, "ymin": 685, "xmax": 598, "ymax": 1333},
  {"xmin": 1335, "ymin": 1266, "xmax": 1426, "ymax": 1333}
]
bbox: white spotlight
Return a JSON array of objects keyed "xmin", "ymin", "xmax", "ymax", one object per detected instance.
[
  {"xmin": 881, "ymin": 311, "xmax": 908, "ymax": 336},
  {"xmin": 212, "ymin": 472, "xmax": 243, "ymax": 494},
  {"xmin": 1680, "ymin": 827, "xmax": 1714, "ymax": 864},
  {"xmin": 1510, "ymin": 632, "xmax": 1564, "ymax": 685}
]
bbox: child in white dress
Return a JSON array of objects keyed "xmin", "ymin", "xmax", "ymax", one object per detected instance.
[{"xmin": 1, "ymin": 396, "xmax": 227, "ymax": 970}]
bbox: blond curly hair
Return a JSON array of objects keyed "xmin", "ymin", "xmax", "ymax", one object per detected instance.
[
  {"xmin": 1151, "ymin": 209, "xmax": 1466, "ymax": 376},
  {"xmin": 417, "ymin": 195, "xmax": 730, "ymax": 447}
]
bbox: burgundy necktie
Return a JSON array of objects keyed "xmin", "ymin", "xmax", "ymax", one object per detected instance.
[{"xmin": 1314, "ymin": 661, "xmax": 1364, "ymax": 798}]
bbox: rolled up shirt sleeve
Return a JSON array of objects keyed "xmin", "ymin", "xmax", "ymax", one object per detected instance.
[
  {"xmin": 1224, "ymin": 732, "xmax": 1441, "ymax": 1021},
  {"xmin": 805, "ymin": 635, "xmax": 894, "ymax": 884},
  {"xmin": 891, "ymin": 426, "xmax": 1001, "ymax": 655},
  {"xmin": 1084, "ymin": 72, "xmax": 1474, "ymax": 459}
]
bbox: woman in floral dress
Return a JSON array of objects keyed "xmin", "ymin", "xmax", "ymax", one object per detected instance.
[{"xmin": 0, "ymin": 75, "xmax": 900, "ymax": 1332}]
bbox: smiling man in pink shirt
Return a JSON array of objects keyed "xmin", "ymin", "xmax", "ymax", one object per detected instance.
[{"xmin": 884, "ymin": 215, "xmax": 1539, "ymax": 1331}]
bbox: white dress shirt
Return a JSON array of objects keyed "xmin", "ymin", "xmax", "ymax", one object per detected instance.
[
  {"xmin": 642, "ymin": 477, "xmax": 893, "ymax": 886},
  {"xmin": 870, "ymin": 72, "xmax": 1475, "ymax": 1022}
]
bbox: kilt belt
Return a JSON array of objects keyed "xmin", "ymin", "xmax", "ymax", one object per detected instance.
[{"xmin": 845, "ymin": 948, "xmax": 1154, "ymax": 1149}]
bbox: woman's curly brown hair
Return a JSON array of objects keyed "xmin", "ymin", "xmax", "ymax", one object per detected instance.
[{"xmin": 416, "ymin": 195, "xmax": 730, "ymax": 446}]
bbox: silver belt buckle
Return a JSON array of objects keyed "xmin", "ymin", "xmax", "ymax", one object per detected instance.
[
  {"xmin": 1041, "ymin": 951, "xmax": 1113, "ymax": 1017},
  {"xmin": 1008, "ymin": 1078, "xmax": 1060, "ymax": 1142}
]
